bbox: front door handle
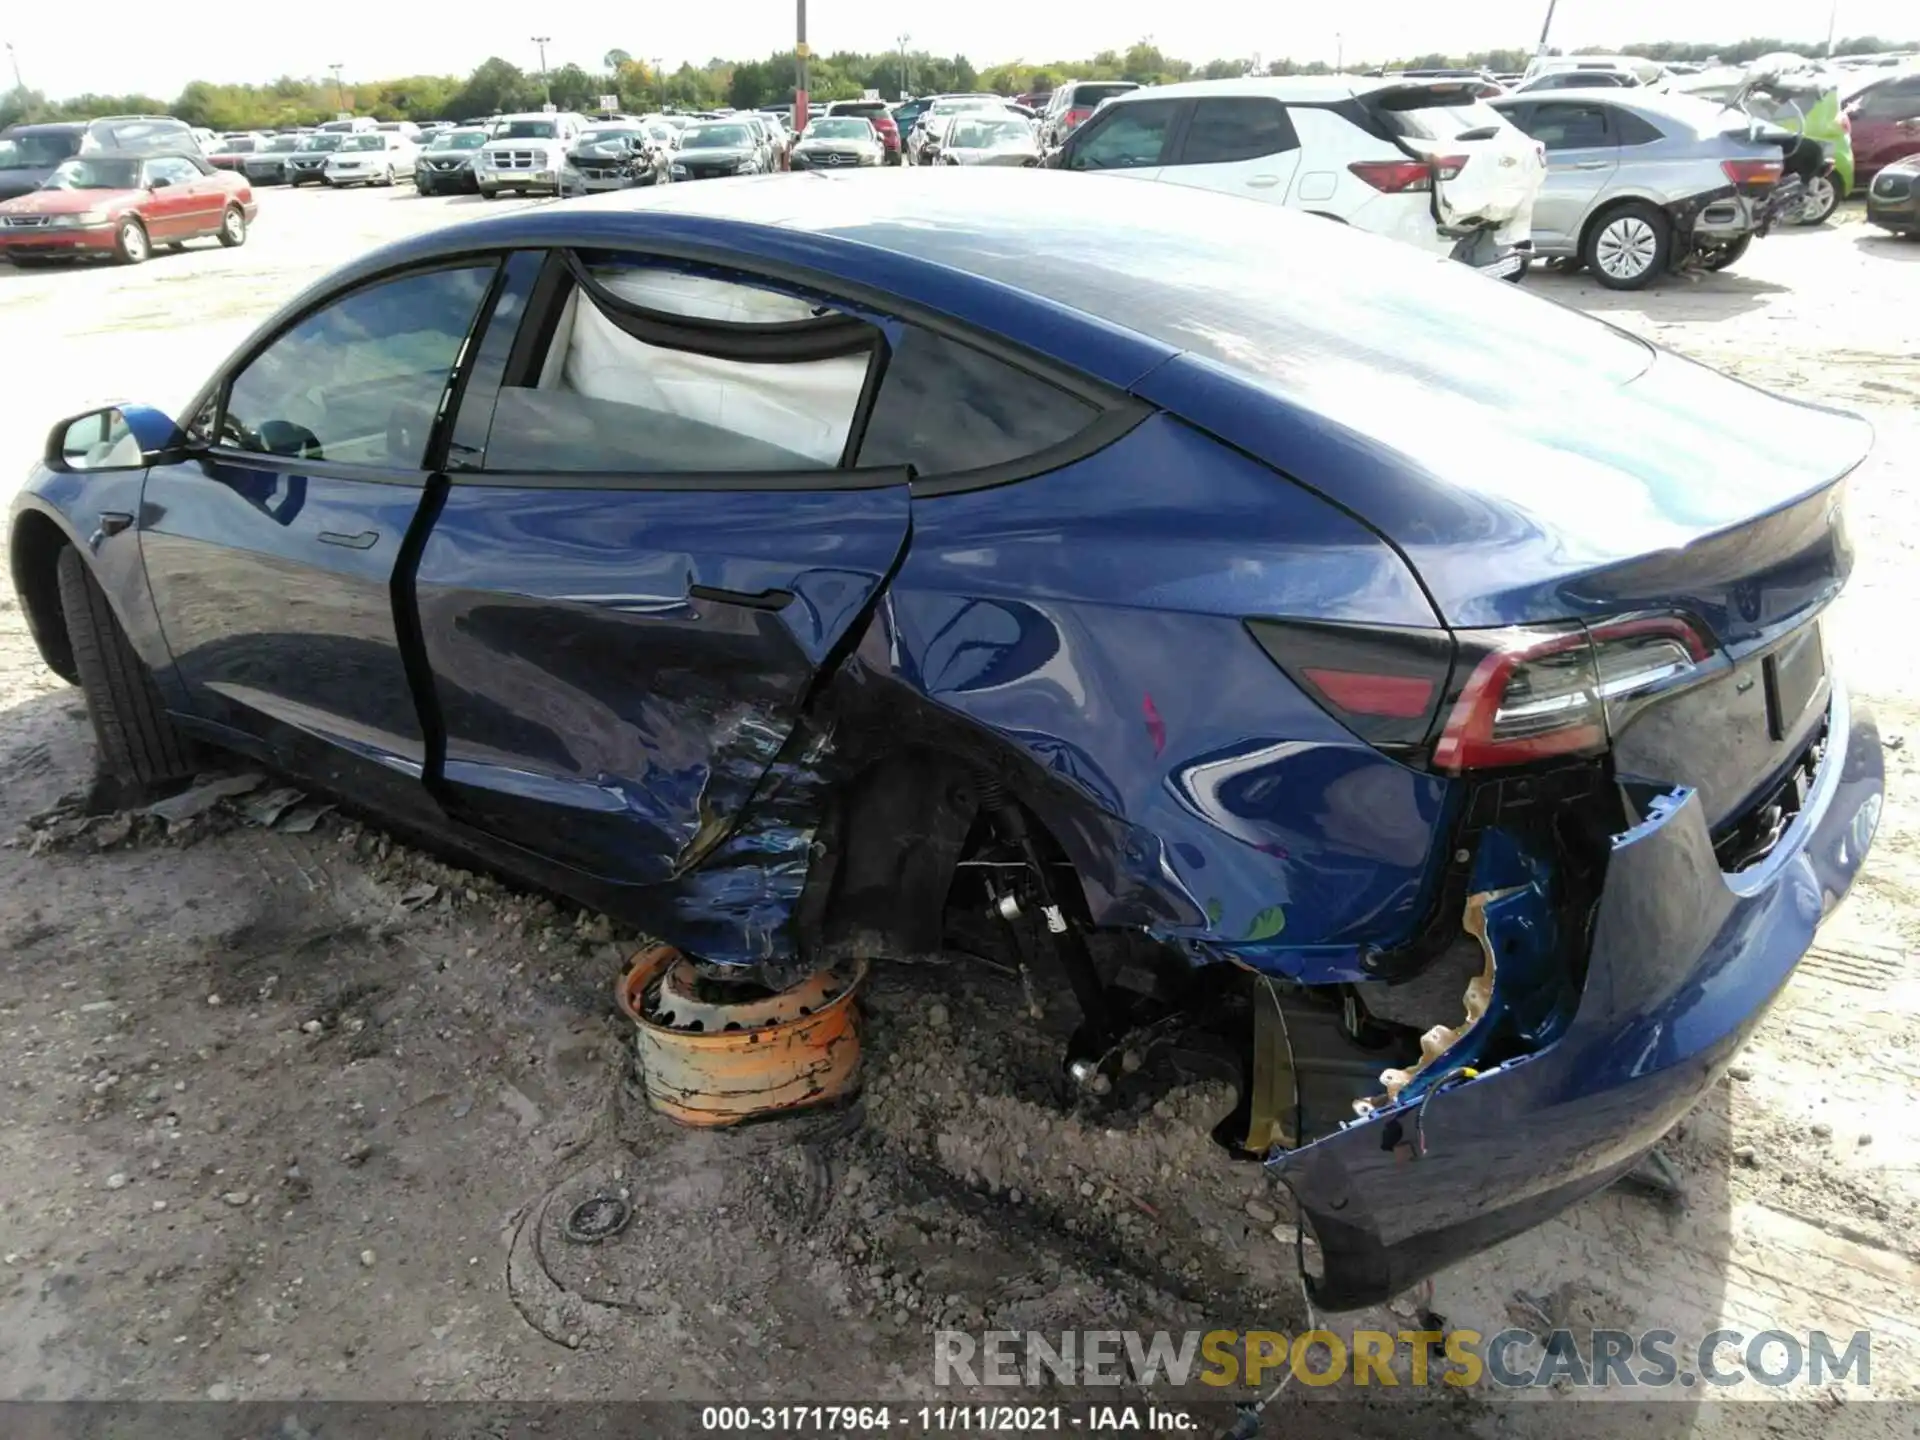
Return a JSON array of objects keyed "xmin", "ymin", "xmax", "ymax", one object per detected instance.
[
  {"xmin": 318, "ymin": 529, "xmax": 379, "ymax": 550},
  {"xmin": 689, "ymin": 583, "xmax": 794, "ymax": 612},
  {"xmin": 1246, "ymin": 174, "xmax": 1282, "ymax": 188},
  {"xmin": 98, "ymin": 511, "xmax": 133, "ymax": 536},
  {"xmin": 1574, "ymin": 159, "xmax": 1612, "ymax": 170}
]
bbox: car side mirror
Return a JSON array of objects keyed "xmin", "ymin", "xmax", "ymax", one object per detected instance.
[{"xmin": 45, "ymin": 405, "xmax": 185, "ymax": 473}]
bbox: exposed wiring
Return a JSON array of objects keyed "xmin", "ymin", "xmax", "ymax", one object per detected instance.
[{"xmin": 1414, "ymin": 1066, "xmax": 1481, "ymax": 1157}]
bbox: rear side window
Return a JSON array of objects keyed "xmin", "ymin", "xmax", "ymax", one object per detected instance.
[
  {"xmin": 1525, "ymin": 102, "xmax": 1613, "ymax": 149},
  {"xmin": 1175, "ymin": 98, "xmax": 1298, "ymax": 165},
  {"xmin": 1611, "ymin": 109, "xmax": 1665, "ymax": 145},
  {"xmin": 483, "ymin": 263, "xmax": 876, "ymax": 475},
  {"xmin": 857, "ymin": 327, "xmax": 1099, "ymax": 478},
  {"xmin": 1065, "ymin": 100, "xmax": 1181, "ymax": 171}
]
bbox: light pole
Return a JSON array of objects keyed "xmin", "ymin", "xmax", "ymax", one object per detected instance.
[
  {"xmin": 5, "ymin": 41, "xmax": 24, "ymax": 95},
  {"xmin": 1825, "ymin": 1, "xmax": 1841, "ymax": 57},
  {"xmin": 1536, "ymin": 0, "xmax": 1560, "ymax": 56},
  {"xmin": 532, "ymin": 36, "xmax": 551, "ymax": 107},
  {"xmin": 1335, "ymin": 33, "xmax": 1343, "ymax": 73},
  {"xmin": 795, "ymin": 0, "xmax": 809, "ymax": 132},
  {"xmin": 651, "ymin": 57, "xmax": 664, "ymax": 111},
  {"xmin": 897, "ymin": 33, "xmax": 911, "ymax": 99},
  {"xmin": 329, "ymin": 62, "xmax": 346, "ymax": 114}
]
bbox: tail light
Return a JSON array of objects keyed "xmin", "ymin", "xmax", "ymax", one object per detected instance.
[
  {"xmin": 1348, "ymin": 154, "xmax": 1468, "ymax": 193},
  {"xmin": 1064, "ymin": 106, "xmax": 1094, "ymax": 131},
  {"xmin": 1247, "ymin": 614, "xmax": 1712, "ymax": 770},
  {"xmin": 1432, "ymin": 616, "xmax": 1710, "ymax": 772},
  {"xmin": 1722, "ymin": 157, "xmax": 1782, "ymax": 192}
]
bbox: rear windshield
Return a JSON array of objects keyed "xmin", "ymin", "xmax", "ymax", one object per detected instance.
[
  {"xmin": 220, "ymin": 137, "xmax": 258, "ymax": 153},
  {"xmin": 1073, "ymin": 83, "xmax": 1138, "ymax": 106}
]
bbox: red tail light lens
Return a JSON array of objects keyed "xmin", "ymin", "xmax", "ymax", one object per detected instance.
[
  {"xmin": 1433, "ymin": 616, "xmax": 1710, "ymax": 773},
  {"xmin": 1722, "ymin": 157, "xmax": 1782, "ymax": 191},
  {"xmin": 1348, "ymin": 155, "xmax": 1468, "ymax": 193},
  {"xmin": 1064, "ymin": 106, "xmax": 1094, "ymax": 130},
  {"xmin": 1251, "ymin": 614, "xmax": 1711, "ymax": 770}
]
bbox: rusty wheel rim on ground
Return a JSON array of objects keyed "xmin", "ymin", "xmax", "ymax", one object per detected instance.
[{"xmin": 615, "ymin": 944, "xmax": 868, "ymax": 1127}]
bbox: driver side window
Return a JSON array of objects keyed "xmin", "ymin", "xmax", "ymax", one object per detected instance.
[
  {"xmin": 1067, "ymin": 100, "xmax": 1179, "ymax": 171},
  {"xmin": 220, "ymin": 264, "xmax": 495, "ymax": 468}
]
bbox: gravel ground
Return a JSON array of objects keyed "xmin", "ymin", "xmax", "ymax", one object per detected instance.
[{"xmin": 1, "ymin": 186, "xmax": 1917, "ymax": 1433}]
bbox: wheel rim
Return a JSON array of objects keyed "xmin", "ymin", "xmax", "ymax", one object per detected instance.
[
  {"xmin": 224, "ymin": 208, "xmax": 244, "ymax": 240},
  {"xmin": 1595, "ymin": 215, "xmax": 1657, "ymax": 279},
  {"xmin": 121, "ymin": 223, "xmax": 146, "ymax": 260},
  {"xmin": 1802, "ymin": 175, "xmax": 1836, "ymax": 220}
]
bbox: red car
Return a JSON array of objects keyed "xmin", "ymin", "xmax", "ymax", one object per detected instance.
[
  {"xmin": 0, "ymin": 151, "xmax": 254, "ymax": 266},
  {"xmin": 1847, "ymin": 72, "xmax": 1920, "ymax": 187}
]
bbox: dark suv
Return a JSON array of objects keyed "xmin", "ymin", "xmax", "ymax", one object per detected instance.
[{"xmin": 0, "ymin": 117, "xmax": 200, "ymax": 202}]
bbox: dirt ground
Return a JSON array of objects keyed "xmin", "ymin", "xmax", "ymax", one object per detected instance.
[{"xmin": 1, "ymin": 187, "xmax": 1918, "ymax": 1433}]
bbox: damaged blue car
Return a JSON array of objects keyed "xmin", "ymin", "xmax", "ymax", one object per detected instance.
[{"xmin": 10, "ymin": 170, "xmax": 1883, "ymax": 1308}]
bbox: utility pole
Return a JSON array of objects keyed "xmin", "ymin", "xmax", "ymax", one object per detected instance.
[
  {"xmin": 1825, "ymin": 1, "xmax": 1841, "ymax": 57},
  {"xmin": 1535, "ymin": 0, "xmax": 1559, "ymax": 56},
  {"xmin": 532, "ymin": 36, "xmax": 551, "ymax": 106},
  {"xmin": 795, "ymin": 0, "xmax": 809, "ymax": 133},
  {"xmin": 4, "ymin": 41, "xmax": 24, "ymax": 95},
  {"xmin": 329, "ymin": 62, "xmax": 346, "ymax": 114},
  {"xmin": 651, "ymin": 57, "xmax": 664, "ymax": 111},
  {"xmin": 897, "ymin": 33, "xmax": 911, "ymax": 99},
  {"xmin": 1335, "ymin": 33, "xmax": 1343, "ymax": 73}
]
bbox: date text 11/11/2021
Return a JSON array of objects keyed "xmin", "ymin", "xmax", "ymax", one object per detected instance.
[{"xmin": 699, "ymin": 1405, "xmax": 1201, "ymax": 1432}]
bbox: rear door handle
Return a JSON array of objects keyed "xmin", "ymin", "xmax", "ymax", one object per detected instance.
[
  {"xmin": 1574, "ymin": 159, "xmax": 1612, "ymax": 170},
  {"xmin": 689, "ymin": 583, "xmax": 794, "ymax": 612},
  {"xmin": 1246, "ymin": 174, "xmax": 1282, "ymax": 188},
  {"xmin": 318, "ymin": 529, "xmax": 379, "ymax": 550}
]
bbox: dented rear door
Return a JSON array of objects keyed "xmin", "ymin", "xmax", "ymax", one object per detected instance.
[{"xmin": 411, "ymin": 250, "xmax": 911, "ymax": 888}]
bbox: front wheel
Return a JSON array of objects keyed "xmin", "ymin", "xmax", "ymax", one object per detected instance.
[
  {"xmin": 1583, "ymin": 202, "xmax": 1670, "ymax": 290},
  {"xmin": 113, "ymin": 217, "xmax": 149, "ymax": 265},
  {"xmin": 56, "ymin": 547, "xmax": 198, "ymax": 789},
  {"xmin": 218, "ymin": 204, "xmax": 247, "ymax": 248},
  {"xmin": 1698, "ymin": 234, "xmax": 1751, "ymax": 271},
  {"xmin": 1795, "ymin": 172, "xmax": 1839, "ymax": 225}
]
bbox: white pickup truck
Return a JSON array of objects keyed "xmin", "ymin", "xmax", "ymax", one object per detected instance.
[{"xmin": 475, "ymin": 112, "xmax": 587, "ymax": 198}]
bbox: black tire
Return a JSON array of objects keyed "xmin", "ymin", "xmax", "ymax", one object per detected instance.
[
  {"xmin": 1699, "ymin": 234, "xmax": 1751, "ymax": 272},
  {"xmin": 218, "ymin": 204, "xmax": 247, "ymax": 248},
  {"xmin": 1581, "ymin": 201, "xmax": 1670, "ymax": 291},
  {"xmin": 55, "ymin": 547, "xmax": 196, "ymax": 787}
]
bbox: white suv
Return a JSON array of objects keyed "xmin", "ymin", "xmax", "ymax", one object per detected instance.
[
  {"xmin": 1053, "ymin": 77, "xmax": 1546, "ymax": 276},
  {"xmin": 476, "ymin": 112, "xmax": 587, "ymax": 198}
]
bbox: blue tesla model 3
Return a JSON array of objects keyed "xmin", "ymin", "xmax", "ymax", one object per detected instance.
[{"xmin": 10, "ymin": 170, "xmax": 1883, "ymax": 1307}]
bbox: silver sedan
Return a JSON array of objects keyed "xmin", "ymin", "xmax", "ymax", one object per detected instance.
[
  {"xmin": 1489, "ymin": 90, "xmax": 1798, "ymax": 288},
  {"xmin": 934, "ymin": 114, "xmax": 1042, "ymax": 167}
]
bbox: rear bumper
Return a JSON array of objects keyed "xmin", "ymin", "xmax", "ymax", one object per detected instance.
[{"xmin": 1271, "ymin": 680, "xmax": 1883, "ymax": 1309}]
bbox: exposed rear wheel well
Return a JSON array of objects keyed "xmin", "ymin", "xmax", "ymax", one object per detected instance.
[{"xmin": 10, "ymin": 513, "xmax": 77, "ymax": 683}]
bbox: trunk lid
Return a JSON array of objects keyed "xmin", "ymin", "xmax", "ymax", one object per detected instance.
[{"xmin": 1363, "ymin": 82, "xmax": 1546, "ymax": 227}]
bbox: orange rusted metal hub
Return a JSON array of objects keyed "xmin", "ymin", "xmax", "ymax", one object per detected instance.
[{"xmin": 615, "ymin": 944, "xmax": 866, "ymax": 1128}]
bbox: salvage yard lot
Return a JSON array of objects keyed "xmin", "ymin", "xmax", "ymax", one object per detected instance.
[{"xmin": 1, "ymin": 183, "xmax": 1918, "ymax": 1429}]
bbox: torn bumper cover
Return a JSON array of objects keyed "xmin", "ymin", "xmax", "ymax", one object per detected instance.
[{"xmin": 1268, "ymin": 682, "xmax": 1882, "ymax": 1310}]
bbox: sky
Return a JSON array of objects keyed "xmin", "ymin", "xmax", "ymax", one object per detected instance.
[{"xmin": 4, "ymin": 1, "xmax": 1910, "ymax": 102}]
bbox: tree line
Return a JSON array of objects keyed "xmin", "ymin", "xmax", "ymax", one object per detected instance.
[{"xmin": 2, "ymin": 34, "xmax": 1912, "ymax": 133}]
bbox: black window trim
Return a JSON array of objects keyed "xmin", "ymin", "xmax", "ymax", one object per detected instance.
[
  {"xmin": 185, "ymin": 235, "xmax": 1151, "ymax": 501},
  {"xmin": 1527, "ymin": 98, "xmax": 1616, "ymax": 149}
]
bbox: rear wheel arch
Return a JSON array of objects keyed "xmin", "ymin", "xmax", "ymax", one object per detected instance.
[{"xmin": 10, "ymin": 511, "xmax": 79, "ymax": 684}]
